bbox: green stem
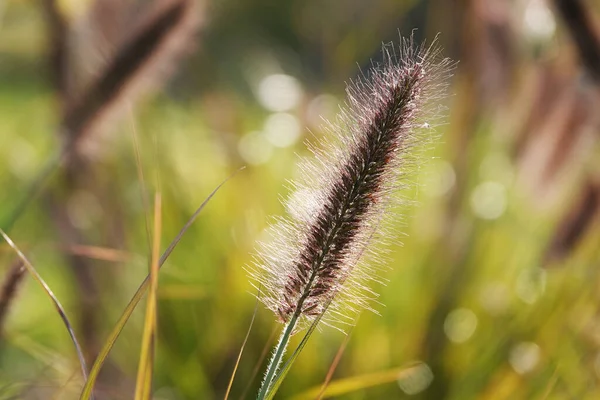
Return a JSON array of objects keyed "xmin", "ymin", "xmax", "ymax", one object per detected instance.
[{"xmin": 257, "ymin": 312, "xmax": 300, "ymax": 399}]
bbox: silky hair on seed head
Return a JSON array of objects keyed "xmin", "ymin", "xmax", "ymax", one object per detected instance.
[{"xmin": 248, "ymin": 35, "xmax": 453, "ymax": 333}]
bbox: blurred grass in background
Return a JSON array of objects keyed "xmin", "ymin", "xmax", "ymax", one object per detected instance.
[{"xmin": 1, "ymin": 0, "xmax": 600, "ymax": 399}]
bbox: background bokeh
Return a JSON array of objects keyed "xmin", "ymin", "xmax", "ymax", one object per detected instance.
[{"xmin": 1, "ymin": 0, "xmax": 600, "ymax": 398}]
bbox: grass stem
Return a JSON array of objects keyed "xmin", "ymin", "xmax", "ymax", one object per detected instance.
[{"xmin": 257, "ymin": 312, "xmax": 299, "ymax": 399}]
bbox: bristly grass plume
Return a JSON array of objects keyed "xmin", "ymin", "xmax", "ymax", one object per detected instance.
[{"xmin": 250, "ymin": 35, "xmax": 452, "ymax": 399}]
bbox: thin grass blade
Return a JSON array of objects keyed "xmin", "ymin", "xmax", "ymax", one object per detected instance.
[
  {"xmin": 316, "ymin": 326, "xmax": 354, "ymax": 400},
  {"xmin": 79, "ymin": 169, "xmax": 242, "ymax": 399},
  {"xmin": 0, "ymin": 230, "xmax": 88, "ymax": 382},
  {"xmin": 238, "ymin": 325, "xmax": 278, "ymax": 400},
  {"xmin": 224, "ymin": 287, "xmax": 260, "ymax": 400}
]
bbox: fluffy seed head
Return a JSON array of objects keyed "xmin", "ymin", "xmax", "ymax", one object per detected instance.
[{"xmin": 249, "ymin": 35, "xmax": 452, "ymax": 331}]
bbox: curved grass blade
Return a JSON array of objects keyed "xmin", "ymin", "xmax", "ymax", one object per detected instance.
[
  {"xmin": 316, "ymin": 325, "xmax": 354, "ymax": 400},
  {"xmin": 224, "ymin": 287, "xmax": 260, "ymax": 400},
  {"xmin": 0, "ymin": 229, "xmax": 89, "ymax": 382},
  {"xmin": 134, "ymin": 193, "xmax": 162, "ymax": 400},
  {"xmin": 238, "ymin": 325, "xmax": 278, "ymax": 400},
  {"xmin": 290, "ymin": 363, "xmax": 422, "ymax": 400},
  {"xmin": 79, "ymin": 168, "xmax": 243, "ymax": 399}
]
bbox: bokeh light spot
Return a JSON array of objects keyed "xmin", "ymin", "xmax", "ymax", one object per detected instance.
[
  {"xmin": 444, "ymin": 308, "xmax": 478, "ymax": 344},
  {"xmin": 470, "ymin": 181, "xmax": 507, "ymax": 220},
  {"xmin": 397, "ymin": 362, "xmax": 434, "ymax": 395},
  {"xmin": 264, "ymin": 113, "xmax": 301, "ymax": 148},
  {"xmin": 509, "ymin": 342, "xmax": 541, "ymax": 374},
  {"xmin": 257, "ymin": 74, "xmax": 302, "ymax": 112},
  {"xmin": 524, "ymin": 0, "xmax": 556, "ymax": 40}
]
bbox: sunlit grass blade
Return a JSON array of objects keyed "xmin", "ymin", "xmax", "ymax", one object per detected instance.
[
  {"xmin": 0, "ymin": 229, "xmax": 89, "ymax": 382},
  {"xmin": 134, "ymin": 193, "xmax": 162, "ymax": 400},
  {"xmin": 224, "ymin": 287, "xmax": 260, "ymax": 400},
  {"xmin": 316, "ymin": 326, "xmax": 354, "ymax": 400},
  {"xmin": 79, "ymin": 169, "xmax": 243, "ymax": 399},
  {"xmin": 238, "ymin": 325, "xmax": 278, "ymax": 400},
  {"xmin": 290, "ymin": 363, "xmax": 422, "ymax": 400},
  {"xmin": 158, "ymin": 166, "xmax": 242, "ymax": 264}
]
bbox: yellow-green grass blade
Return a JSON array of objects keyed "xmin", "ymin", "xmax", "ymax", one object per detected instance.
[
  {"xmin": 316, "ymin": 326, "xmax": 353, "ymax": 400},
  {"xmin": 224, "ymin": 287, "xmax": 260, "ymax": 400},
  {"xmin": 134, "ymin": 193, "xmax": 162, "ymax": 400},
  {"xmin": 290, "ymin": 363, "xmax": 422, "ymax": 400},
  {"xmin": 0, "ymin": 229, "xmax": 89, "ymax": 382},
  {"xmin": 79, "ymin": 169, "xmax": 242, "ymax": 399}
]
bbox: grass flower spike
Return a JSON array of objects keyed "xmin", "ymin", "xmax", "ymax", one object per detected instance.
[{"xmin": 252, "ymin": 35, "xmax": 452, "ymax": 398}]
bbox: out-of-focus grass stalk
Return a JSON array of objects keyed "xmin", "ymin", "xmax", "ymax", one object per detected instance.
[{"xmin": 0, "ymin": 259, "xmax": 26, "ymax": 334}]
